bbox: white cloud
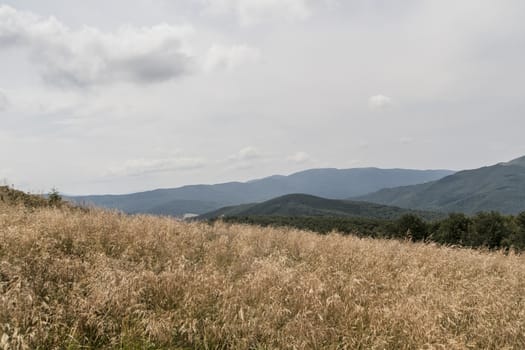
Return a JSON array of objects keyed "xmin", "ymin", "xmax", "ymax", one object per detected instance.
[
  {"xmin": 202, "ymin": 0, "xmax": 312, "ymax": 25},
  {"xmin": 358, "ymin": 141, "xmax": 370, "ymax": 150},
  {"xmin": 105, "ymin": 157, "xmax": 206, "ymax": 177},
  {"xmin": 368, "ymin": 94, "xmax": 393, "ymax": 111},
  {"xmin": 204, "ymin": 44, "xmax": 261, "ymax": 72},
  {"xmin": 0, "ymin": 91, "xmax": 9, "ymax": 111},
  {"xmin": 228, "ymin": 146, "xmax": 263, "ymax": 161},
  {"xmin": 288, "ymin": 151, "xmax": 311, "ymax": 163},
  {"xmin": 0, "ymin": 5, "xmax": 261, "ymax": 87},
  {"xmin": 399, "ymin": 137, "xmax": 414, "ymax": 145},
  {"xmin": 0, "ymin": 5, "xmax": 195, "ymax": 87}
]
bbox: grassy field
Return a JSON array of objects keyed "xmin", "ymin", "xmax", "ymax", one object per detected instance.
[{"xmin": 1, "ymin": 202, "xmax": 525, "ymax": 349}]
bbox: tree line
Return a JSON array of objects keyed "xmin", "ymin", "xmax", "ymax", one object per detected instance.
[{"xmin": 215, "ymin": 212, "xmax": 525, "ymax": 251}]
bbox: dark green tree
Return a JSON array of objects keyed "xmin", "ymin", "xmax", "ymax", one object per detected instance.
[
  {"xmin": 504, "ymin": 212, "xmax": 525, "ymax": 249},
  {"xmin": 434, "ymin": 213, "xmax": 471, "ymax": 245},
  {"xmin": 396, "ymin": 214, "xmax": 428, "ymax": 241},
  {"xmin": 48, "ymin": 187, "xmax": 62, "ymax": 207},
  {"xmin": 469, "ymin": 212, "xmax": 510, "ymax": 248}
]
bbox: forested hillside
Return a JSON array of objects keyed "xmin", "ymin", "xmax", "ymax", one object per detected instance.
[{"xmin": 359, "ymin": 156, "xmax": 525, "ymax": 214}]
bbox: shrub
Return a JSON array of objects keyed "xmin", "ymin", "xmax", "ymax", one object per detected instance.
[{"xmin": 48, "ymin": 187, "xmax": 62, "ymax": 206}]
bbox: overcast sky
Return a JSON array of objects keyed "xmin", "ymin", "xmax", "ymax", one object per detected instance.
[{"xmin": 1, "ymin": 0, "xmax": 525, "ymax": 194}]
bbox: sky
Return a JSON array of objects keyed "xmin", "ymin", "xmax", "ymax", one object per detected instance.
[{"xmin": 1, "ymin": 0, "xmax": 525, "ymax": 195}]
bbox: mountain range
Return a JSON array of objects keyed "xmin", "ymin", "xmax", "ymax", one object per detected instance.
[
  {"xmin": 71, "ymin": 155, "xmax": 525, "ymax": 217},
  {"xmin": 198, "ymin": 193, "xmax": 443, "ymax": 221},
  {"xmin": 70, "ymin": 168, "xmax": 453, "ymax": 216},
  {"xmin": 358, "ymin": 156, "xmax": 525, "ymax": 214}
]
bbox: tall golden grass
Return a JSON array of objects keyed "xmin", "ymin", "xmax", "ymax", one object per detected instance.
[{"xmin": 1, "ymin": 202, "xmax": 525, "ymax": 349}]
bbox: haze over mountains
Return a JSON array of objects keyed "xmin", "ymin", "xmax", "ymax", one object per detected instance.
[
  {"xmin": 70, "ymin": 168, "xmax": 453, "ymax": 216},
  {"xmin": 358, "ymin": 156, "xmax": 525, "ymax": 214}
]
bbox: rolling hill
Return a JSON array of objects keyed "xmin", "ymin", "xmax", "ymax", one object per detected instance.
[
  {"xmin": 358, "ymin": 156, "xmax": 525, "ymax": 214},
  {"xmin": 198, "ymin": 193, "xmax": 443, "ymax": 220},
  {"xmin": 3, "ymin": 199, "xmax": 525, "ymax": 348},
  {"xmin": 69, "ymin": 167, "xmax": 453, "ymax": 216}
]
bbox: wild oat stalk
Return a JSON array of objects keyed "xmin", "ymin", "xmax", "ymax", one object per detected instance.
[{"xmin": 1, "ymin": 203, "xmax": 524, "ymax": 349}]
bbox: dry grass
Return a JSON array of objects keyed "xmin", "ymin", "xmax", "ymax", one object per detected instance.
[
  {"xmin": 0, "ymin": 186, "xmax": 49, "ymax": 208},
  {"xmin": 1, "ymin": 203, "xmax": 525, "ymax": 349}
]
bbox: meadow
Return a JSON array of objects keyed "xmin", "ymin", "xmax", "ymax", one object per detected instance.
[{"xmin": 1, "ymin": 202, "xmax": 525, "ymax": 349}]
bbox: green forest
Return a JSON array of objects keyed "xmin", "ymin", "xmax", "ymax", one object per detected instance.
[{"xmin": 215, "ymin": 211, "xmax": 525, "ymax": 251}]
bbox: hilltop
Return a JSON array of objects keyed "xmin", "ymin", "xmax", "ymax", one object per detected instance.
[{"xmin": 0, "ymin": 185, "xmax": 54, "ymax": 207}]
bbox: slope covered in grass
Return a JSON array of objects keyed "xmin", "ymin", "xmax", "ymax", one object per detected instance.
[{"xmin": 1, "ymin": 203, "xmax": 525, "ymax": 349}]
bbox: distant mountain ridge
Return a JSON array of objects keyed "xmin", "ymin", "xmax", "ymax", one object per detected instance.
[
  {"xmin": 70, "ymin": 167, "xmax": 454, "ymax": 216},
  {"xmin": 198, "ymin": 194, "xmax": 443, "ymax": 221},
  {"xmin": 358, "ymin": 156, "xmax": 525, "ymax": 214}
]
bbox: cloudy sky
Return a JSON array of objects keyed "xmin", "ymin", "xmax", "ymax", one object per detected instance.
[{"xmin": 1, "ymin": 0, "xmax": 524, "ymax": 194}]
